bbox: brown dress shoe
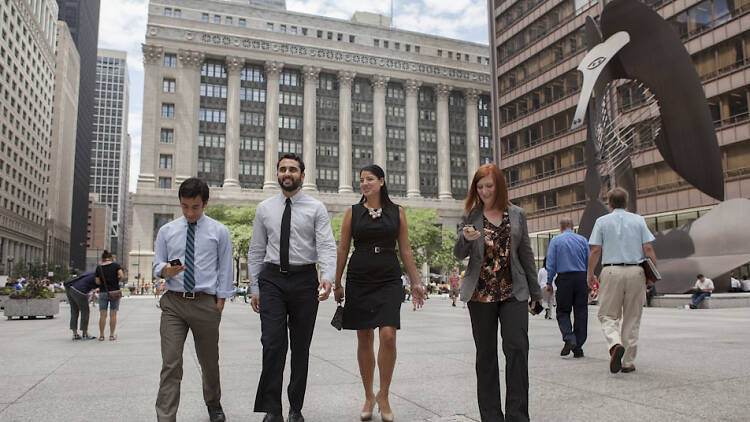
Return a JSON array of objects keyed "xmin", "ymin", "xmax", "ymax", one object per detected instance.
[
  {"xmin": 622, "ymin": 365, "xmax": 636, "ymax": 373},
  {"xmin": 609, "ymin": 344, "xmax": 625, "ymax": 373}
]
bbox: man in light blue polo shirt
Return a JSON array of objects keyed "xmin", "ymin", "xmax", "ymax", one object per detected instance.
[{"xmin": 587, "ymin": 187, "xmax": 658, "ymax": 374}]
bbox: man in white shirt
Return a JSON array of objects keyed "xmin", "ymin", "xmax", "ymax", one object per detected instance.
[
  {"xmin": 741, "ymin": 275, "xmax": 750, "ymax": 292},
  {"xmin": 729, "ymin": 273, "xmax": 742, "ymax": 292},
  {"xmin": 249, "ymin": 153, "xmax": 337, "ymax": 422},
  {"xmin": 689, "ymin": 274, "xmax": 714, "ymax": 309}
]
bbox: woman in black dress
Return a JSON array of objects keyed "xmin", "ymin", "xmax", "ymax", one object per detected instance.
[{"xmin": 334, "ymin": 165, "xmax": 425, "ymax": 422}]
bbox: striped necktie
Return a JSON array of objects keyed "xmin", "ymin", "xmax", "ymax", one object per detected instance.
[{"xmin": 184, "ymin": 222, "xmax": 196, "ymax": 292}]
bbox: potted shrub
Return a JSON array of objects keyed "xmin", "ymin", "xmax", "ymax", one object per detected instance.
[{"xmin": 4, "ymin": 283, "xmax": 60, "ymax": 320}]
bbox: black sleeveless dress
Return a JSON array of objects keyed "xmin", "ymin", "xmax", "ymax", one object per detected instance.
[{"xmin": 342, "ymin": 203, "xmax": 403, "ymax": 330}]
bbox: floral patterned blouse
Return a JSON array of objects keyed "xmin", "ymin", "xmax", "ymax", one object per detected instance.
[{"xmin": 470, "ymin": 211, "xmax": 514, "ymax": 303}]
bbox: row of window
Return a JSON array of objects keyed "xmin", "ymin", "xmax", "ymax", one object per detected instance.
[
  {"xmin": 268, "ymin": 22, "xmax": 356, "ymax": 44},
  {"xmin": 239, "ymin": 161, "xmax": 264, "ymax": 176},
  {"xmin": 201, "ymin": 12, "xmax": 246, "ymax": 28}
]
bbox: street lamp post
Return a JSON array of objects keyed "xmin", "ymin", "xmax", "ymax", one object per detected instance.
[
  {"xmin": 137, "ymin": 241, "xmax": 141, "ymax": 295},
  {"xmin": 7, "ymin": 257, "xmax": 14, "ymax": 278}
]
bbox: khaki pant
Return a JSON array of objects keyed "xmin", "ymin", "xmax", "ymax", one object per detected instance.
[
  {"xmin": 156, "ymin": 292, "xmax": 222, "ymax": 422},
  {"xmin": 597, "ymin": 265, "xmax": 646, "ymax": 368}
]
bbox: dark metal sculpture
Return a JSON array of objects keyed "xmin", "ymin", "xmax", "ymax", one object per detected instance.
[{"xmin": 572, "ymin": 0, "xmax": 739, "ymax": 292}]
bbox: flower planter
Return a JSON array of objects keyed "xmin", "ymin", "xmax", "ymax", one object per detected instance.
[{"xmin": 4, "ymin": 298, "xmax": 60, "ymax": 319}]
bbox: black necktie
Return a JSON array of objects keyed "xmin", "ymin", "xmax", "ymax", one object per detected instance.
[{"xmin": 280, "ymin": 197, "xmax": 291, "ymax": 272}]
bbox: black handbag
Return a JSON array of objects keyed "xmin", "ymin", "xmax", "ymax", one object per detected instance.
[{"xmin": 330, "ymin": 303, "xmax": 344, "ymax": 331}]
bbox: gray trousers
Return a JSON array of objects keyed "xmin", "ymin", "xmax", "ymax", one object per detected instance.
[
  {"xmin": 155, "ymin": 292, "xmax": 222, "ymax": 422},
  {"xmin": 66, "ymin": 287, "xmax": 90, "ymax": 331}
]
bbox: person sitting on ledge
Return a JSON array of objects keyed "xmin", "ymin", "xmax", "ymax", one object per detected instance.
[
  {"xmin": 741, "ymin": 275, "xmax": 750, "ymax": 292},
  {"xmin": 729, "ymin": 273, "xmax": 742, "ymax": 292},
  {"xmin": 689, "ymin": 274, "xmax": 714, "ymax": 309}
]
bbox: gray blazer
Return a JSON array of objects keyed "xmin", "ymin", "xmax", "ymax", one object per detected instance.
[{"xmin": 453, "ymin": 204, "xmax": 542, "ymax": 303}]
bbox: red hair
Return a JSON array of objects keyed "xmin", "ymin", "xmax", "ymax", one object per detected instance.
[{"xmin": 464, "ymin": 163, "xmax": 510, "ymax": 214}]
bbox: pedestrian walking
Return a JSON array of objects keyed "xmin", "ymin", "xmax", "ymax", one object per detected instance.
[
  {"xmin": 537, "ymin": 258, "xmax": 555, "ymax": 319},
  {"xmin": 153, "ymin": 177, "xmax": 233, "ymax": 422},
  {"xmin": 587, "ymin": 187, "xmax": 658, "ymax": 374},
  {"xmin": 448, "ymin": 269, "xmax": 461, "ymax": 307},
  {"xmin": 333, "ymin": 164, "xmax": 425, "ymax": 422},
  {"xmin": 546, "ymin": 218, "xmax": 590, "ymax": 358},
  {"xmin": 94, "ymin": 250, "xmax": 124, "ymax": 341},
  {"xmin": 64, "ymin": 270, "xmax": 98, "ymax": 340},
  {"xmin": 454, "ymin": 163, "xmax": 542, "ymax": 422},
  {"xmin": 248, "ymin": 153, "xmax": 337, "ymax": 422}
]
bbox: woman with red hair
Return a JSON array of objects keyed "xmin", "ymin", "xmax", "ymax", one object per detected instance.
[{"xmin": 454, "ymin": 163, "xmax": 542, "ymax": 422}]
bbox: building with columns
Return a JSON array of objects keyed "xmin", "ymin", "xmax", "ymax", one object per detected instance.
[
  {"xmin": 489, "ymin": 0, "xmax": 750, "ymax": 274},
  {"xmin": 129, "ymin": 0, "xmax": 494, "ymax": 281}
]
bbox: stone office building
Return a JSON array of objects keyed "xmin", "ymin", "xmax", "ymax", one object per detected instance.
[{"xmin": 129, "ymin": 0, "xmax": 494, "ymax": 281}]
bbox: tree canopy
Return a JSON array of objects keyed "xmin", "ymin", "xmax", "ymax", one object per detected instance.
[{"xmin": 204, "ymin": 205, "xmax": 256, "ymax": 258}]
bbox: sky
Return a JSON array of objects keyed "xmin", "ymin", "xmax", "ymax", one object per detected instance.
[{"xmin": 96, "ymin": 0, "xmax": 491, "ymax": 192}]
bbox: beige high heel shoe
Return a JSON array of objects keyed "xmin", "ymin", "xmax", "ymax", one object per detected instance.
[
  {"xmin": 376, "ymin": 393, "xmax": 394, "ymax": 422},
  {"xmin": 360, "ymin": 397, "xmax": 375, "ymax": 421}
]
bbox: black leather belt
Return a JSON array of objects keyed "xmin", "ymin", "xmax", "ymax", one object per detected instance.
[
  {"xmin": 265, "ymin": 263, "xmax": 316, "ymax": 274},
  {"xmin": 604, "ymin": 263, "xmax": 640, "ymax": 267},
  {"xmin": 356, "ymin": 246, "xmax": 397, "ymax": 254},
  {"xmin": 165, "ymin": 290, "xmax": 214, "ymax": 300}
]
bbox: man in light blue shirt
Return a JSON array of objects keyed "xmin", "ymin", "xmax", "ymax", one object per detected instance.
[
  {"xmin": 546, "ymin": 218, "xmax": 590, "ymax": 358},
  {"xmin": 153, "ymin": 178, "xmax": 232, "ymax": 422},
  {"xmin": 587, "ymin": 187, "xmax": 658, "ymax": 374}
]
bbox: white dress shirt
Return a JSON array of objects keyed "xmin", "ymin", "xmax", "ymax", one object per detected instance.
[
  {"xmin": 694, "ymin": 278, "xmax": 714, "ymax": 291},
  {"xmin": 153, "ymin": 214, "xmax": 234, "ymax": 299},
  {"xmin": 248, "ymin": 191, "xmax": 337, "ymax": 295}
]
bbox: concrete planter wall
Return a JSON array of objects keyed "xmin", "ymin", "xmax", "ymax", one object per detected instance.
[
  {"xmin": 0, "ymin": 295, "xmax": 8, "ymax": 309},
  {"xmin": 4, "ymin": 298, "xmax": 60, "ymax": 319}
]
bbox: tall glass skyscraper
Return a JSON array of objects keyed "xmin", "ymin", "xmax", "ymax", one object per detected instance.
[{"xmin": 93, "ymin": 49, "xmax": 129, "ymax": 260}]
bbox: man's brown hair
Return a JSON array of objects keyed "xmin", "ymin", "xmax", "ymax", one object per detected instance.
[{"xmin": 607, "ymin": 187, "xmax": 628, "ymax": 209}]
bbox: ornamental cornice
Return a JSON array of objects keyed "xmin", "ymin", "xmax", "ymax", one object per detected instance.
[
  {"xmin": 142, "ymin": 44, "xmax": 164, "ymax": 65},
  {"xmin": 178, "ymin": 49, "xmax": 205, "ymax": 69},
  {"xmin": 370, "ymin": 74, "xmax": 390, "ymax": 90},
  {"xmin": 166, "ymin": 30, "xmax": 491, "ymax": 84},
  {"xmin": 264, "ymin": 61, "xmax": 284, "ymax": 77},
  {"xmin": 302, "ymin": 65, "xmax": 321, "ymax": 82},
  {"xmin": 337, "ymin": 70, "xmax": 357, "ymax": 87},
  {"xmin": 436, "ymin": 84, "xmax": 453, "ymax": 99},
  {"xmin": 226, "ymin": 56, "xmax": 245, "ymax": 75},
  {"xmin": 405, "ymin": 79, "xmax": 423, "ymax": 96},
  {"xmin": 465, "ymin": 88, "xmax": 480, "ymax": 103}
]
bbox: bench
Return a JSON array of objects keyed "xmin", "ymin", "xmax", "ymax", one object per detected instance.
[{"xmin": 650, "ymin": 293, "xmax": 750, "ymax": 309}]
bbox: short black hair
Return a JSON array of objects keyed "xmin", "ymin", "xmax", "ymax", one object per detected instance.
[
  {"xmin": 178, "ymin": 177, "xmax": 210, "ymax": 203},
  {"xmin": 277, "ymin": 153, "xmax": 305, "ymax": 174},
  {"xmin": 697, "ymin": 274, "xmax": 704, "ymax": 279}
]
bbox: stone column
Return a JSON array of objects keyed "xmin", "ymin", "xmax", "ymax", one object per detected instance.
[
  {"xmin": 263, "ymin": 61, "xmax": 284, "ymax": 190},
  {"xmin": 175, "ymin": 49, "xmax": 205, "ymax": 185},
  {"xmin": 436, "ymin": 84, "xmax": 453, "ymax": 200},
  {"xmin": 405, "ymin": 79, "xmax": 422, "ymax": 198},
  {"xmin": 223, "ymin": 56, "xmax": 244, "ymax": 188},
  {"xmin": 301, "ymin": 66, "xmax": 320, "ymax": 192},
  {"xmin": 337, "ymin": 70, "xmax": 356, "ymax": 193},
  {"xmin": 137, "ymin": 44, "xmax": 163, "ymax": 188},
  {"xmin": 465, "ymin": 89, "xmax": 481, "ymax": 184},
  {"xmin": 371, "ymin": 75, "xmax": 389, "ymax": 171}
]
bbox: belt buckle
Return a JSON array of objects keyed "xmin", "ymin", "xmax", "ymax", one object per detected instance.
[
  {"xmin": 183, "ymin": 291, "xmax": 196, "ymax": 300},
  {"xmin": 374, "ymin": 246, "xmax": 381, "ymax": 254},
  {"xmin": 279, "ymin": 266, "xmax": 289, "ymax": 275}
]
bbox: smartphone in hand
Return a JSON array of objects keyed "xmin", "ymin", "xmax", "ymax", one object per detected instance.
[
  {"xmin": 465, "ymin": 224, "xmax": 476, "ymax": 233},
  {"xmin": 169, "ymin": 258, "xmax": 182, "ymax": 267}
]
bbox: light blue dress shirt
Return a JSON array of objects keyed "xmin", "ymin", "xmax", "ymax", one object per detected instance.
[
  {"xmin": 589, "ymin": 209, "xmax": 655, "ymax": 265},
  {"xmin": 546, "ymin": 229, "xmax": 589, "ymax": 284},
  {"xmin": 153, "ymin": 214, "xmax": 234, "ymax": 299},
  {"xmin": 248, "ymin": 191, "xmax": 337, "ymax": 295}
]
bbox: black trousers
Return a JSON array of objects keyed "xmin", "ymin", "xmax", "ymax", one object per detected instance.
[
  {"xmin": 467, "ymin": 299, "xmax": 529, "ymax": 422},
  {"xmin": 554, "ymin": 271, "xmax": 588, "ymax": 353},
  {"xmin": 254, "ymin": 266, "xmax": 319, "ymax": 415}
]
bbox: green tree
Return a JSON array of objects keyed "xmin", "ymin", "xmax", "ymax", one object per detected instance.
[{"xmin": 205, "ymin": 205, "xmax": 257, "ymax": 283}]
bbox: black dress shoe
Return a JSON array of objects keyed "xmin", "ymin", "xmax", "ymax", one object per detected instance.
[
  {"xmin": 263, "ymin": 414, "xmax": 284, "ymax": 422},
  {"xmin": 288, "ymin": 409, "xmax": 304, "ymax": 422},
  {"xmin": 207, "ymin": 405, "xmax": 226, "ymax": 422},
  {"xmin": 573, "ymin": 350, "xmax": 584, "ymax": 358},
  {"xmin": 560, "ymin": 341, "xmax": 576, "ymax": 356}
]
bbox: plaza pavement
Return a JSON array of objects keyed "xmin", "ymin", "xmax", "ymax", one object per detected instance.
[{"xmin": 0, "ymin": 294, "xmax": 748, "ymax": 422}]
